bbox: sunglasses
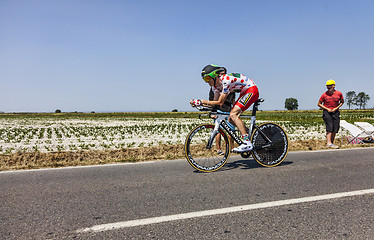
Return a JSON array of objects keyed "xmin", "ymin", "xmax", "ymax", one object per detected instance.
[{"xmin": 203, "ymin": 76, "xmax": 211, "ymax": 83}]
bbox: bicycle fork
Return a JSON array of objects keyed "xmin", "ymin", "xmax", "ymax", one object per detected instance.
[{"xmin": 206, "ymin": 116, "xmax": 223, "ymax": 149}]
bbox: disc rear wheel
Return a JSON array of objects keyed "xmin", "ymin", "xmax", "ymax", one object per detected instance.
[{"xmin": 251, "ymin": 122, "xmax": 288, "ymax": 167}]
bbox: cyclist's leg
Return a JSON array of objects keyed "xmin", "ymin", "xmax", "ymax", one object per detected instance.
[
  {"xmin": 231, "ymin": 106, "xmax": 253, "ymax": 152},
  {"xmin": 231, "ymin": 86, "xmax": 259, "ymax": 152},
  {"xmin": 231, "ymin": 86, "xmax": 259, "ymax": 135},
  {"xmin": 230, "ymin": 106, "xmax": 246, "ymax": 136}
]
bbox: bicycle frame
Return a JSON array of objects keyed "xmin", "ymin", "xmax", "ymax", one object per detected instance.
[
  {"xmin": 186, "ymin": 98, "xmax": 289, "ymax": 171},
  {"xmin": 203, "ymin": 98, "xmax": 272, "ymax": 150}
]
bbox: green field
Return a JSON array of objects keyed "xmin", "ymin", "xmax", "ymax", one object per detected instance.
[
  {"xmin": 0, "ymin": 109, "xmax": 373, "ymax": 171},
  {"xmin": 1, "ymin": 109, "xmax": 373, "ymax": 122}
]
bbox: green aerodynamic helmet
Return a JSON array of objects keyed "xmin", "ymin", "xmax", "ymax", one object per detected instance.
[{"xmin": 201, "ymin": 64, "xmax": 227, "ymax": 82}]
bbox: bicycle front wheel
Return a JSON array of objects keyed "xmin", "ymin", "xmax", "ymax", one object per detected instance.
[
  {"xmin": 185, "ymin": 124, "xmax": 231, "ymax": 172},
  {"xmin": 251, "ymin": 122, "xmax": 289, "ymax": 167}
]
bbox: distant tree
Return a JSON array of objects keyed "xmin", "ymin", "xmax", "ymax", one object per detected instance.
[
  {"xmin": 284, "ymin": 98, "xmax": 299, "ymax": 110},
  {"xmin": 55, "ymin": 109, "xmax": 62, "ymax": 113},
  {"xmin": 172, "ymin": 109, "xmax": 178, "ymax": 112},
  {"xmin": 345, "ymin": 91, "xmax": 356, "ymax": 110},
  {"xmin": 355, "ymin": 92, "xmax": 370, "ymax": 109},
  {"xmin": 91, "ymin": 111, "xmax": 95, "ymax": 113}
]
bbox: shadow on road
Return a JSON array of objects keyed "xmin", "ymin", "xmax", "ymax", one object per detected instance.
[
  {"xmin": 192, "ymin": 158, "xmax": 293, "ymax": 173},
  {"xmin": 221, "ymin": 158, "xmax": 293, "ymax": 172}
]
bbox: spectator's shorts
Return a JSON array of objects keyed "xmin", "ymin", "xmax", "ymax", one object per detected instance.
[{"xmin": 322, "ymin": 110, "xmax": 340, "ymax": 133}]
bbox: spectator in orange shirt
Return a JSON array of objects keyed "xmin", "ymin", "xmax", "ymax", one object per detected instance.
[{"xmin": 318, "ymin": 80, "xmax": 344, "ymax": 148}]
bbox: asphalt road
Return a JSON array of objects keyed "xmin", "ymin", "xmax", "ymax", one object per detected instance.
[{"xmin": 1, "ymin": 148, "xmax": 374, "ymax": 239}]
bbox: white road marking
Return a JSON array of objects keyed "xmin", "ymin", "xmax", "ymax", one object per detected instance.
[{"xmin": 77, "ymin": 188, "xmax": 374, "ymax": 233}]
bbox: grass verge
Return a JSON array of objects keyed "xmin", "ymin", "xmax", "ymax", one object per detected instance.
[{"xmin": 1, "ymin": 140, "xmax": 373, "ymax": 172}]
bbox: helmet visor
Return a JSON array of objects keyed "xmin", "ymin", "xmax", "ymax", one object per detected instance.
[{"xmin": 203, "ymin": 76, "xmax": 211, "ymax": 83}]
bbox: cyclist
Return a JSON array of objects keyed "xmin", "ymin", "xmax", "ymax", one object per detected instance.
[{"xmin": 190, "ymin": 64, "xmax": 259, "ymax": 152}]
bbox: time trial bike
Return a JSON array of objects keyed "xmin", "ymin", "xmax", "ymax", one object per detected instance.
[{"xmin": 184, "ymin": 98, "xmax": 289, "ymax": 172}]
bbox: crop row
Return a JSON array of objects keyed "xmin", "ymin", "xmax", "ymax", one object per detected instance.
[{"xmin": 0, "ymin": 118, "xmax": 328, "ymax": 154}]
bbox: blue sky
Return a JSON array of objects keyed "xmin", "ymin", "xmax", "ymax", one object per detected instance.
[{"xmin": 1, "ymin": 0, "xmax": 373, "ymax": 112}]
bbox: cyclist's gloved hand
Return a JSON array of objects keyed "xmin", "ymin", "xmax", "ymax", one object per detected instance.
[{"xmin": 190, "ymin": 99, "xmax": 202, "ymax": 107}]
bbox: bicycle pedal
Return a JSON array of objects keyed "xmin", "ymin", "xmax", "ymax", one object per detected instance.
[{"xmin": 232, "ymin": 149, "xmax": 252, "ymax": 153}]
